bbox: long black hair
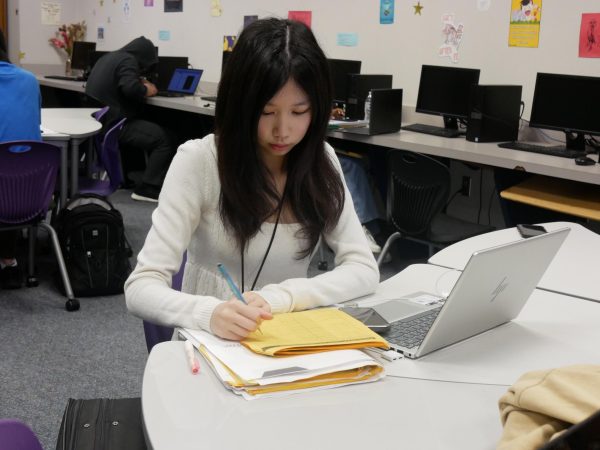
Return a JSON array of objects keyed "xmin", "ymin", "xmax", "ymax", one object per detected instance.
[
  {"xmin": 0, "ymin": 28, "xmax": 10, "ymax": 63},
  {"xmin": 215, "ymin": 18, "xmax": 344, "ymax": 258}
]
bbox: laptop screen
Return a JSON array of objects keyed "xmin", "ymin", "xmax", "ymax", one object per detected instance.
[{"xmin": 166, "ymin": 68, "xmax": 203, "ymax": 94}]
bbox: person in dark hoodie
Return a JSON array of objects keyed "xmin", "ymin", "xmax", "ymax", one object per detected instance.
[
  {"xmin": 0, "ymin": 28, "xmax": 43, "ymax": 289},
  {"xmin": 86, "ymin": 36, "xmax": 174, "ymax": 202}
]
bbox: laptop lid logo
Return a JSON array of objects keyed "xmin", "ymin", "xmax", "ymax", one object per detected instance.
[{"xmin": 490, "ymin": 276, "xmax": 508, "ymax": 302}]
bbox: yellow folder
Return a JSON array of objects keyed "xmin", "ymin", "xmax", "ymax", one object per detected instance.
[{"xmin": 241, "ymin": 308, "xmax": 390, "ymax": 356}]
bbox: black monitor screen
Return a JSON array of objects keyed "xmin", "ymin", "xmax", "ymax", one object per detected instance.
[
  {"xmin": 416, "ymin": 65, "xmax": 480, "ymax": 120},
  {"xmin": 327, "ymin": 59, "xmax": 362, "ymax": 103},
  {"xmin": 71, "ymin": 41, "xmax": 97, "ymax": 71},
  {"xmin": 155, "ymin": 56, "xmax": 189, "ymax": 90},
  {"xmin": 530, "ymin": 72, "xmax": 600, "ymax": 137},
  {"xmin": 89, "ymin": 50, "xmax": 109, "ymax": 71}
]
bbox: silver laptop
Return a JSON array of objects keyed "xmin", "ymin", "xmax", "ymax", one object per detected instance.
[{"xmin": 373, "ymin": 228, "xmax": 569, "ymax": 358}]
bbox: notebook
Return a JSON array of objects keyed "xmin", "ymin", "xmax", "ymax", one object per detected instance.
[
  {"xmin": 372, "ymin": 228, "xmax": 569, "ymax": 359},
  {"xmin": 339, "ymin": 88, "xmax": 403, "ymax": 135},
  {"xmin": 156, "ymin": 68, "xmax": 203, "ymax": 97}
]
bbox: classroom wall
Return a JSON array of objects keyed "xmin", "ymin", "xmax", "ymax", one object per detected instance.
[{"xmin": 13, "ymin": 1, "xmax": 600, "ymax": 118}]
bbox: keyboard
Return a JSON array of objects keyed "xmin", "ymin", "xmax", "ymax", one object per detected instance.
[
  {"xmin": 200, "ymin": 95, "xmax": 217, "ymax": 102},
  {"xmin": 45, "ymin": 75, "xmax": 86, "ymax": 82},
  {"xmin": 156, "ymin": 91, "xmax": 185, "ymax": 97},
  {"xmin": 498, "ymin": 141, "xmax": 586, "ymax": 159},
  {"xmin": 402, "ymin": 123, "xmax": 461, "ymax": 138},
  {"xmin": 385, "ymin": 308, "xmax": 441, "ymax": 349}
]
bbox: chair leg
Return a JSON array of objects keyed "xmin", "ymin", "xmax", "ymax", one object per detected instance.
[
  {"xmin": 26, "ymin": 225, "xmax": 38, "ymax": 287},
  {"xmin": 40, "ymin": 222, "xmax": 80, "ymax": 312},
  {"xmin": 377, "ymin": 232, "xmax": 402, "ymax": 266}
]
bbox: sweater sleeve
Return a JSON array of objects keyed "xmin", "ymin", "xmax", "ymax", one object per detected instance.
[
  {"xmin": 257, "ymin": 144, "xmax": 380, "ymax": 313},
  {"xmin": 115, "ymin": 56, "xmax": 147, "ymax": 101},
  {"xmin": 124, "ymin": 138, "xmax": 222, "ymax": 331}
]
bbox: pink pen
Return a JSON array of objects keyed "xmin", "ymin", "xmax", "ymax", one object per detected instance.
[{"xmin": 184, "ymin": 340, "xmax": 200, "ymax": 374}]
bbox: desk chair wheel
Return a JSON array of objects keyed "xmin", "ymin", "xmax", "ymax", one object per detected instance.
[
  {"xmin": 26, "ymin": 276, "xmax": 39, "ymax": 287},
  {"xmin": 317, "ymin": 261, "xmax": 328, "ymax": 271},
  {"xmin": 65, "ymin": 298, "xmax": 80, "ymax": 312}
]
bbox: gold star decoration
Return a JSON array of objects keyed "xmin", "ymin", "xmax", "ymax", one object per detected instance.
[
  {"xmin": 414, "ymin": 2, "xmax": 424, "ymax": 15},
  {"xmin": 99, "ymin": 0, "xmax": 104, "ymax": 6},
  {"xmin": 18, "ymin": 51, "xmax": 26, "ymax": 62}
]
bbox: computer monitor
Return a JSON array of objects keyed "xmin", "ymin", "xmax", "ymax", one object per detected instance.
[
  {"xmin": 89, "ymin": 50, "xmax": 109, "ymax": 72},
  {"xmin": 71, "ymin": 41, "xmax": 97, "ymax": 71},
  {"xmin": 155, "ymin": 56, "xmax": 189, "ymax": 90},
  {"xmin": 327, "ymin": 59, "xmax": 362, "ymax": 104},
  {"xmin": 529, "ymin": 72, "xmax": 600, "ymax": 151},
  {"xmin": 415, "ymin": 65, "xmax": 481, "ymax": 129}
]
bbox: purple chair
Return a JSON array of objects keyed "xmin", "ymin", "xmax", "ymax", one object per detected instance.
[
  {"xmin": 142, "ymin": 253, "xmax": 186, "ymax": 352},
  {"xmin": 78, "ymin": 116, "xmax": 127, "ymax": 197},
  {"xmin": 0, "ymin": 141, "xmax": 79, "ymax": 311},
  {"xmin": 0, "ymin": 419, "xmax": 44, "ymax": 450}
]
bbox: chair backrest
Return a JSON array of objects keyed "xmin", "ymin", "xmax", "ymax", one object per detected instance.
[
  {"xmin": 386, "ymin": 150, "xmax": 450, "ymax": 236},
  {"xmin": 96, "ymin": 118, "xmax": 127, "ymax": 192},
  {"xmin": 0, "ymin": 141, "xmax": 61, "ymax": 225},
  {"xmin": 0, "ymin": 419, "xmax": 44, "ymax": 450},
  {"xmin": 92, "ymin": 106, "xmax": 110, "ymax": 123},
  {"xmin": 142, "ymin": 252, "xmax": 186, "ymax": 353}
]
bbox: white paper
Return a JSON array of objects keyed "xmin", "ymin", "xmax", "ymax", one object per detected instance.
[{"xmin": 41, "ymin": 2, "xmax": 61, "ymax": 25}]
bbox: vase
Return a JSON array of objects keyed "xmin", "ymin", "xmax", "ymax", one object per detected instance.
[{"xmin": 65, "ymin": 57, "xmax": 72, "ymax": 76}]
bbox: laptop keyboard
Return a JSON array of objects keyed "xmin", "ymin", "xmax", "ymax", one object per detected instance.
[{"xmin": 385, "ymin": 308, "xmax": 441, "ymax": 349}]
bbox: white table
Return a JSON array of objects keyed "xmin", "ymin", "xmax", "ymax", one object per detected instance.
[
  {"xmin": 141, "ymin": 263, "xmax": 600, "ymax": 450},
  {"xmin": 41, "ymin": 108, "xmax": 101, "ymax": 203},
  {"xmin": 427, "ymin": 222, "xmax": 600, "ymax": 302}
]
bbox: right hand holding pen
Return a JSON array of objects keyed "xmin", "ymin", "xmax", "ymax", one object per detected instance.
[{"xmin": 210, "ymin": 299, "xmax": 272, "ymax": 341}]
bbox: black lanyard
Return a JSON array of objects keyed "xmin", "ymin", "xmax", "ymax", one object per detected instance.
[{"xmin": 240, "ymin": 189, "xmax": 286, "ymax": 292}]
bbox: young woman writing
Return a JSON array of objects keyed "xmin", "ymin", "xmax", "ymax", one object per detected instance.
[{"xmin": 125, "ymin": 18, "xmax": 379, "ymax": 340}]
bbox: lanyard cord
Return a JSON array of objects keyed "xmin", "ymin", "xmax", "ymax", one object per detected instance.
[{"xmin": 240, "ymin": 186, "xmax": 287, "ymax": 292}]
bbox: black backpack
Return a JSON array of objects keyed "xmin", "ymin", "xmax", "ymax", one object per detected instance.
[{"xmin": 56, "ymin": 194, "xmax": 132, "ymax": 297}]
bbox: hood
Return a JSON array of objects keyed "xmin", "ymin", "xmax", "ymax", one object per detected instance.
[{"xmin": 119, "ymin": 36, "xmax": 158, "ymax": 73}]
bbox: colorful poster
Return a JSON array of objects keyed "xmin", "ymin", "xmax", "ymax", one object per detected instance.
[
  {"xmin": 579, "ymin": 13, "xmax": 600, "ymax": 58},
  {"xmin": 244, "ymin": 15, "xmax": 258, "ymax": 28},
  {"xmin": 288, "ymin": 11, "xmax": 312, "ymax": 28},
  {"xmin": 380, "ymin": 0, "xmax": 394, "ymax": 25},
  {"xmin": 97, "ymin": 25, "xmax": 105, "ymax": 41},
  {"xmin": 508, "ymin": 0, "xmax": 542, "ymax": 48},
  {"xmin": 223, "ymin": 36, "xmax": 236, "ymax": 52},
  {"xmin": 144, "ymin": 0, "xmax": 153, "ymax": 6},
  {"xmin": 159, "ymin": 30, "xmax": 171, "ymax": 41},
  {"xmin": 165, "ymin": 0, "xmax": 183, "ymax": 13},
  {"xmin": 337, "ymin": 33, "xmax": 359, "ymax": 47},
  {"xmin": 439, "ymin": 14, "xmax": 463, "ymax": 63}
]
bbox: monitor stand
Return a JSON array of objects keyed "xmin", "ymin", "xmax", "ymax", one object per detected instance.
[
  {"xmin": 565, "ymin": 131, "xmax": 586, "ymax": 151},
  {"xmin": 443, "ymin": 116, "xmax": 459, "ymax": 130}
]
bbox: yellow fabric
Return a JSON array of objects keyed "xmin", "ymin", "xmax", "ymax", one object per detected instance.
[
  {"xmin": 241, "ymin": 308, "xmax": 389, "ymax": 356},
  {"xmin": 497, "ymin": 365, "xmax": 600, "ymax": 450}
]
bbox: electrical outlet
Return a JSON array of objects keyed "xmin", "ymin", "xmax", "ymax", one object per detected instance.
[{"xmin": 461, "ymin": 176, "xmax": 471, "ymax": 196}]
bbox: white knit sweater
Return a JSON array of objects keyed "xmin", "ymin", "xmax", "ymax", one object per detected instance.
[{"xmin": 124, "ymin": 134, "xmax": 379, "ymax": 332}]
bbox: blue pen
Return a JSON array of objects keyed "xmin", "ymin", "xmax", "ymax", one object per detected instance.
[
  {"xmin": 217, "ymin": 263, "xmax": 263, "ymax": 334},
  {"xmin": 217, "ymin": 263, "xmax": 247, "ymax": 304}
]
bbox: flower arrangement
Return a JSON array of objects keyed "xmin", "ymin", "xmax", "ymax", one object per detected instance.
[{"xmin": 49, "ymin": 21, "xmax": 87, "ymax": 58}]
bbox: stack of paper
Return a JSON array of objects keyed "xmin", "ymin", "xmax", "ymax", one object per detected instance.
[{"xmin": 181, "ymin": 308, "xmax": 390, "ymax": 400}]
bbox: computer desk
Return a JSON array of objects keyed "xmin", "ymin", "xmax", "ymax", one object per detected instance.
[
  {"xmin": 142, "ymin": 264, "xmax": 600, "ymax": 450},
  {"xmin": 36, "ymin": 72, "xmax": 600, "ymax": 185},
  {"xmin": 427, "ymin": 221, "xmax": 600, "ymax": 302}
]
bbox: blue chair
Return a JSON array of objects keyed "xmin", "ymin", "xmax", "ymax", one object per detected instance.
[
  {"xmin": 142, "ymin": 253, "xmax": 186, "ymax": 352},
  {"xmin": 0, "ymin": 141, "xmax": 79, "ymax": 311},
  {"xmin": 0, "ymin": 419, "xmax": 44, "ymax": 450}
]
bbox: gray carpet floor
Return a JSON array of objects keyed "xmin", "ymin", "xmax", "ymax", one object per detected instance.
[{"xmin": 0, "ymin": 189, "xmax": 424, "ymax": 450}]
